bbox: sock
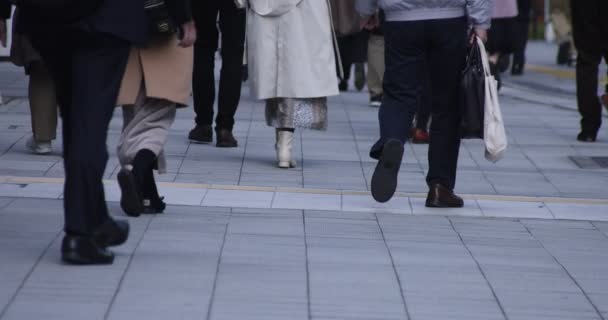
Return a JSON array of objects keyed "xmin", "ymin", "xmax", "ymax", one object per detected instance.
[{"xmin": 132, "ymin": 149, "xmax": 156, "ymax": 193}]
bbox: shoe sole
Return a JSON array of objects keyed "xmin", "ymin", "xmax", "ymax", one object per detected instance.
[
  {"xmin": 425, "ymin": 199, "xmax": 464, "ymax": 208},
  {"xmin": 216, "ymin": 143, "xmax": 238, "ymax": 148},
  {"xmin": 62, "ymin": 251, "xmax": 115, "ymax": 265},
  {"xmin": 371, "ymin": 139, "xmax": 404, "ymax": 203},
  {"xmin": 189, "ymin": 139, "xmax": 213, "ymax": 144},
  {"xmin": 117, "ymin": 169, "xmax": 144, "ymax": 217}
]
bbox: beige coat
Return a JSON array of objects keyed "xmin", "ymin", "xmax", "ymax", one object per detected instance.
[
  {"xmin": 247, "ymin": 0, "xmax": 339, "ymax": 100},
  {"xmin": 117, "ymin": 36, "xmax": 193, "ymax": 106}
]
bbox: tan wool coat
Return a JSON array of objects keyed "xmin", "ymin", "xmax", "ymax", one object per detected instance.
[{"xmin": 117, "ymin": 36, "xmax": 193, "ymax": 106}]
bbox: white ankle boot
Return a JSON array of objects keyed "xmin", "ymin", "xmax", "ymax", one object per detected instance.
[{"xmin": 276, "ymin": 130, "xmax": 296, "ymax": 168}]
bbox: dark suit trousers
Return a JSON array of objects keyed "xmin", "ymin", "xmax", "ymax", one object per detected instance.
[
  {"xmin": 192, "ymin": 1, "xmax": 245, "ymax": 131},
  {"xmin": 576, "ymin": 50, "xmax": 608, "ymax": 134},
  {"xmin": 370, "ymin": 18, "xmax": 467, "ymax": 190},
  {"xmin": 29, "ymin": 26, "xmax": 130, "ymax": 235}
]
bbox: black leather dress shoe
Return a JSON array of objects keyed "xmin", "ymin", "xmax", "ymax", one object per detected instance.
[
  {"xmin": 188, "ymin": 125, "xmax": 213, "ymax": 143},
  {"xmin": 371, "ymin": 139, "xmax": 404, "ymax": 203},
  {"xmin": 117, "ymin": 168, "xmax": 144, "ymax": 217},
  {"xmin": 577, "ymin": 131, "xmax": 597, "ymax": 142},
  {"xmin": 93, "ymin": 219, "xmax": 130, "ymax": 247},
  {"xmin": 425, "ymin": 184, "xmax": 464, "ymax": 208},
  {"xmin": 61, "ymin": 235, "xmax": 115, "ymax": 265}
]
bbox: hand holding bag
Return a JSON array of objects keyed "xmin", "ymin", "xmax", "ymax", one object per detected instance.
[
  {"xmin": 459, "ymin": 38, "xmax": 485, "ymax": 139},
  {"xmin": 144, "ymin": 0, "xmax": 177, "ymax": 37},
  {"xmin": 477, "ymin": 37, "xmax": 508, "ymax": 162}
]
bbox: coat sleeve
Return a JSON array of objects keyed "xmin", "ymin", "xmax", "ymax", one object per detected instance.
[
  {"xmin": 466, "ymin": 0, "xmax": 492, "ymax": 29},
  {"xmin": 355, "ymin": 0, "xmax": 378, "ymax": 16},
  {"xmin": 0, "ymin": 0, "xmax": 12, "ymax": 20},
  {"xmin": 166, "ymin": 0, "xmax": 192, "ymax": 26}
]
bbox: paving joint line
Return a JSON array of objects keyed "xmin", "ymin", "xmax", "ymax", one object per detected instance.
[
  {"xmin": 590, "ymin": 221, "xmax": 608, "ymax": 240},
  {"xmin": 374, "ymin": 212, "xmax": 412, "ymax": 320},
  {"xmin": 236, "ymin": 102, "xmax": 256, "ymax": 186},
  {"xmin": 0, "ymin": 230, "xmax": 62, "ymax": 319},
  {"xmin": 447, "ymin": 217, "xmax": 510, "ymax": 320},
  {"xmin": 520, "ymin": 221, "xmax": 606, "ymax": 320},
  {"xmin": 341, "ymin": 95, "xmax": 371, "ymax": 191},
  {"xmin": 104, "ymin": 215, "xmax": 155, "ymax": 320},
  {"xmin": 302, "ymin": 211, "xmax": 312, "ymax": 320},
  {"xmin": 204, "ymin": 213, "xmax": 231, "ymax": 320}
]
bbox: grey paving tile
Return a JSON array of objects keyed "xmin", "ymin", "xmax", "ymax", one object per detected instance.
[
  {"xmin": 106, "ymin": 214, "xmax": 227, "ymax": 320},
  {"xmin": 202, "ymin": 189, "xmax": 273, "ymax": 209},
  {"xmin": 546, "ymin": 203, "xmax": 608, "ymax": 222},
  {"xmin": 376, "ymin": 215, "xmax": 505, "ymax": 320},
  {"xmin": 0, "ymin": 215, "xmax": 152, "ymax": 320},
  {"xmin": 477, "ymin": 200, "xmax": 554, "ymax": 219},
  {"xmin": 272, "ymin": 192, "xmax": 341, "ymax": 211},
  {"xmin": 451, "ymin": 218, "xmax": 602, "ymax": 320}
]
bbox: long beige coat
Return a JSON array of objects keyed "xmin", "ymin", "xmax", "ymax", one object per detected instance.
[
  {"xmin": 117, "ymin": 36, "xmax": 193, "ymax": 106},
  {"xmin": 247, "ymin": 0, "xmax": 339, "ymax": 100}
]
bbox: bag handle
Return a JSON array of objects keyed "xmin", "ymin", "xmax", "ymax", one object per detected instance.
[
  {"xmin": 327, "ymin": 0, "xmax": 344, "ymax": 79},
  {"xmin": 476, "ymin": 36, "xmax": 492, "ymax": 77}
]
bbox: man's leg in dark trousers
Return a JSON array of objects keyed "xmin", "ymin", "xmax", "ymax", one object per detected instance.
[
  {"xmin": 216, "ymin": 3, "xmax": 246, "ymax": 131},
  {"xmin": 425, "ymin": 18, "xmax": 467, "ymax": 190},
  {"xmin": 576, "ymin": 50, "xmax": 603, "ymax": 136},
  {"xmin": 369, "ymin": 21, "xmax": 423, "ymax": 159},
  {"xmin": 32, "ymin": 31, "xmax": 130, "ymax": 235},
  {"xmin": 369, "ymin": 21, "xmax": 423, "ymax": 202},
  {"xmin": 192, "ymin": 1, "xmax": 220, "ymax": 128},
  {"xmin": 338, "ymin": 36, "xmax": 354, "ymax": 81}
]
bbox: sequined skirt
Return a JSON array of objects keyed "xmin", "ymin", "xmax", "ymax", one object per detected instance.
[{"xmin": 265, "ymin": 97, "xmax": 328, "ymax": 130}]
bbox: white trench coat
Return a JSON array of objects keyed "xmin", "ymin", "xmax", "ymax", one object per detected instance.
[{"xmin": 247, "ymin": 0, "xmax": 340, "ymax": 100}]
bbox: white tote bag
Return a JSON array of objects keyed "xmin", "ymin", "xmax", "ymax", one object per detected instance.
[{"xmin": 477, "ymin": 37, "xmax": 507, "ymax": 162}]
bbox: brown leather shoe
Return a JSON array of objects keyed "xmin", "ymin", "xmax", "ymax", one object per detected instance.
[
  {"xmin": 216, "ymin": 128, "xmax": 238, "ymax": 148},
  {"xmin": 425, "ymin": 184, "xmax": 464, "ymax": 208}
]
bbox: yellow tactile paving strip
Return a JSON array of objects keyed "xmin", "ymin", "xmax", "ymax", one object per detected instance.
[
  {"xmin": 527, "ymin": 64, "xmax": 608, "ymax": 86},
  {"xmin": 1, "ymin": 175, "xmax": 607, "ymax": 206}
]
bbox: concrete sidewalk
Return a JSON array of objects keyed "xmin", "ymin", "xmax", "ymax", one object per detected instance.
[{"xmin": 1, "ymin": 41, "xmax": 608, "ymax": 320}]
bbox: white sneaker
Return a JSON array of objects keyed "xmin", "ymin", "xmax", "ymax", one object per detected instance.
[{"xmin": 26, "ymin": 136, "xmax": 52, "ymax": 154}]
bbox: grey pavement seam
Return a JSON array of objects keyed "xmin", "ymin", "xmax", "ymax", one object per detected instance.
[
  {"xmin": 518, "ymin": 135, "xmax": 565, "ymax": 197},
  {"xmin": 302, "ymin": 211, "xmax": 312, "ymax": 320},
  {"xmin": 0, "ymin": 197, "xmax": 15, "ymax": 210},
  {"xmin": 236, "ymin": 103, "xmax": 255, "ymax": 186},
  {"xmin": 520, "ymin": 221, "xmax": 606, "ymax": 320},
  {"xmin": 447, "ymin": 217, "xmax": 509, "ymax": 320},
  {"xmin": 104, "ymin": 215, "xmax": 155, "ymax": 320},
  {"xmin": 407, "ymin": 197, "xmax": 414, "ymax": 214},
  {"xmin": 342, "ymin": 96, "xmax": 371, "ymax": 191},
  {"xmin": 0, "ymin": 229, "xmax": 62, "ymax": 320},
  {"xmin": 543, "ymin": 201, "xmax": 558, "ymax": 219},
  {"xmin": 374, "ymin": 212, "xmax": 412, "ymax": 320},
  {"xmin": 0, "ymin": 134, "xmax": 25, "ymax": 158},
  {"xmin": 590, "ymin": 221, "xmax": 608, "ymax": 239},
  {"xmin": 462, "ymin": 142, "xmax": 498, "ymax": 194},
  {"xmin": 204, "ymin": 213, "xmax": 231, "ymax": 320}
]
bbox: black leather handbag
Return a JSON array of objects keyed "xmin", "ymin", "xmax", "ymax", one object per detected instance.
[
  {"xmin": 144, "ymin": 0, "xmax": 176, "ymax": 36},
  {"xmin": 460, "ymin": 40, "xmax": 486, "ymax": 139},
  {"xmin": 15, "ymin": 0, "xmax": 103, "ymax": 23}
]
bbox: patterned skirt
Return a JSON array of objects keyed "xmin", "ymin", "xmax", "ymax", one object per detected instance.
[{"xmin": 265, "ymin": 97, "xmax": 328, "ymax": 130}]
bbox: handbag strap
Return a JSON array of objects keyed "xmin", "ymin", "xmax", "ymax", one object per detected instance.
[
  {"xmin": 476, "ymin": 37, "xmax": 492, "ymax": 78},
  {"xmin": 327, "ymin": 0, "xmax": 344, "ymax": 79}
]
